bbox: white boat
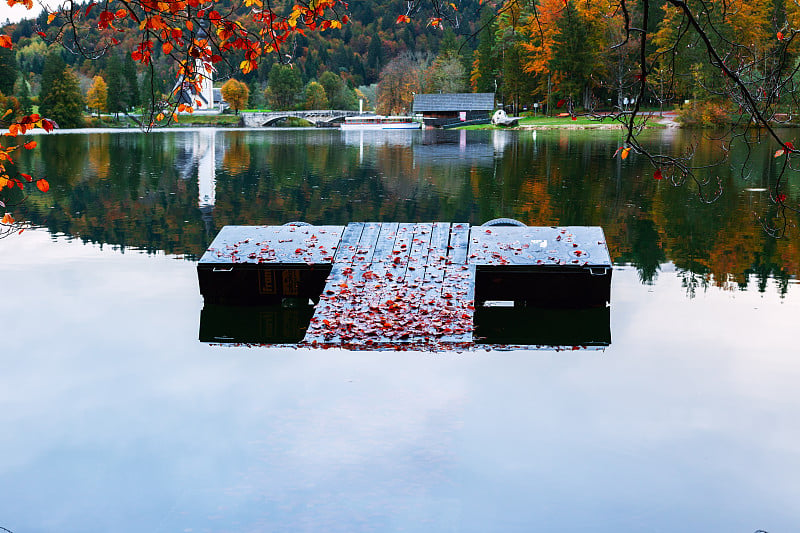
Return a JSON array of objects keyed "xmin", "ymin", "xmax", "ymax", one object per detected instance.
[{"xmin": 340, "ymin": 115, "xmax": 421, "ymax": 130}]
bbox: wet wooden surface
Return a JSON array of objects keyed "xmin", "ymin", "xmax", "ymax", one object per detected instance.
[
  {"xmin": 303, "ymin": 222, "xmax": 476, "ymax": 348},
  {"xmin": 199, "ymin": 223, "xmax": 612, "ymax": 348},
  {"xmin": 199, "ymin": 224, "xmax": 344, "ymax": 265}
]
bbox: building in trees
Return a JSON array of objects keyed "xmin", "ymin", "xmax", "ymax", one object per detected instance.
[{"xmin": 412, "ymin": 93, "xmax": 495, "ymax": 128}]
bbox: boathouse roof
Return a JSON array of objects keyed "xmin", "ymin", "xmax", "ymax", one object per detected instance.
[{"xmin": 412, "ymin": 93, "xmax": 495, "ymax": 113}]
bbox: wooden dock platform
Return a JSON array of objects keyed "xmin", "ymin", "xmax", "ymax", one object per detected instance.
[{"xmin": 197, "ymin": 222, "xmax": 612, "ymax": 349}]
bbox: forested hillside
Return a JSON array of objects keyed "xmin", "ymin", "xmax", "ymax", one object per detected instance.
[{"xmin": 0, "ymin": 0, "xmax": 795, "ymax": 117}]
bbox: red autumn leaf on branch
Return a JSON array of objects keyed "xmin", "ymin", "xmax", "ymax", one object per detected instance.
[
  {"xmin": 777, "ymin": 193, "xmax": 787, "ymax": 203},
  {"xmin": 36, "ymin": 179, "xmax": 50, "ymax": 192},
  {"xmin": 0, "ymin": 35, "xmax": 12, "ymax": 49},
  {"xmin": 556, "ymin": 99, "xmax": 566, "ymax": 108},
  {"xmin": 654, "ymin": 169, "xmax": 664, "ymax": 180},
  {"xmin": 778, "ymin": 31, "xmax": 784, "ymax": 41},
  {"xmin": 23, "ymin": 141, "xmax": 36, "ymax": 150}
]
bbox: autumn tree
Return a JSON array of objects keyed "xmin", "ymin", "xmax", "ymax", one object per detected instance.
[
  {"xmin": 377, "ymin": 55, "xmax": 423, "ymax": 115},
  {"xmin": 221, "ymin": 78, "xmax": 250, "ymax": 114},
  {"xmin": 423, "ymin": 52, "xmax": 467, "ymax": 93},
  {"xmin": 86, "ymin": 75, "xmax": 109, "ymax": 117},
  {"xmin": 304, "ymin": 81, "xmax": 329, "ymax": 109}
]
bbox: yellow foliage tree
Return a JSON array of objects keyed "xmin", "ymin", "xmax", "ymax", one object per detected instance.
[
  {"xmin": 86, "ymin": 75, "xmax": 108, "ymax": 117},
  {"xmin": 221, "ymin": 79, "xmax": 250, "ymax": 115}
]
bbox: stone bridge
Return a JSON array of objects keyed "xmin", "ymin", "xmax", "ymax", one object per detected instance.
[{"xmin": 240, "ymin": 110, "xmax": 362, "ymax": 127}]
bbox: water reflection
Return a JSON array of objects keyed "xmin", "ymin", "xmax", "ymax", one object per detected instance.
[{"xmin": 14, "ymin": 128, "xmax": 800, "ymax": 294}]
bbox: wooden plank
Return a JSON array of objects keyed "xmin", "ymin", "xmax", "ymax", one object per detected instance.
[
  {"xmin": 403, "ymin": 223, "xmax": 434, "ymax": 285},
  {"xmin": 332, "ymin": 222, "xmax": 365, "ymax": 263},
  {"xmin": 448, "ymin": 222, "xmax": 471, "ymax": 264},
  {"xmin": 352, "ymin": 222, "xmax": 383, "ymax": 265},
  {"xmin": 304, "ymin": 223, "xmax": 368, "ymax": 344},
  {"xmin": 436, "ymin": 263, "xmax": 476, "ymax": 344}
]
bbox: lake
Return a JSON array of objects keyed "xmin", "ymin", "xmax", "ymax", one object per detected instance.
[{"xmin": 1, "ymin": 127, "xmax": 799, "ymax": 532}]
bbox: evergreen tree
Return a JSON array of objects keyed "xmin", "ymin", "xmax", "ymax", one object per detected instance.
[
  {"xmin": 39, "ymin": 67, "xmax": 84, "ymax": 128},
  {"xmin": 0, "ymin": 47, "xmax": 19, "ymax": 96},
  {"xmin": 39, "ymin": 49, "xmax": 65, "ymax": 103},
  {"xmin": 106, "ymin": 54, "xmax": 126, "ymax": 115},
  {"xmin": 473, "ymin": 6, "xmax": 498, "ymax": 93},
  {"xmin": 123, "ymin": 54, "xmax": 141, "ymax": 109},
  {"xmin": 366, "ymin": 36, "xmax": 384, "ymax": 84},
  {"xmin": 549, "ymin": 0, "xmax": 600, "ymax": 107}
]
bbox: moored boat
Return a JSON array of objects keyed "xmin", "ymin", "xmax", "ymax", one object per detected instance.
[{"xmin": 340, "ymin": 115, "xmax": 421, "ymax": 130}]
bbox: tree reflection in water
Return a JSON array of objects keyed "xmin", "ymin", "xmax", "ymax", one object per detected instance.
[{"xmin": 13, "ymin": 127, "xmax": 799, "ymax": 296}]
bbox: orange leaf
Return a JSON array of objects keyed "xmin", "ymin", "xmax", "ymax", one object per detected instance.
[
  {"xmin": 620, "ymin": 147, "xmax": 631, "ymax": 160},
  {"xmin": 47, "ymin": 12, "xmax": 57, "ymax": 24},
  {"xmin": 36, "ymin": 178, "xmax": 50, "ymax": 192},
  {"xmin": 778, "ymin": 31, "xmax": 784, "ymax": 41},
  {"xmin": 2, "ymin": 213, "xmax": 15, "ymax": 225},
  {"xmin": 23, "ymin": 140, "xmax": 36, "ymax": 150},
  {"xmin": 21, "ymin": 173, "xmax": 32, "ymax": 182},
  {"xmin": 162, "ymin": 42, "xmax": 173, "ymax": 54},
  {"xmin": 0, "ymin": 35, "xmax": 12, "ymax": 49},
  {"xmin": 396, "ymin": 14, "xmax": 410, "ymax": 23},
  {"xmin": 774, "ymin": 149, "xmax": 785, "ymax": 158}
]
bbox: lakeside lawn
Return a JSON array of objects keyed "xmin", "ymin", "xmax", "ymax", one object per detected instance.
[{"xmin": 458, "ymin": 114, "xmax": 668, "ymax": 130}]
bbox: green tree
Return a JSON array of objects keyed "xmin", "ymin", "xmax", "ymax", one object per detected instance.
[
  {"xmin": 220, "ymin": 78, "xmax": 250, "ymax": 114},
  {"xmin": 472, "ymin": 6, "xmax": 498, "ymax": 93},
  {"xmin": 304, "ymin": 81, "xmax": 329, "ymax": 109},
  {"xmin": 319, "ymin": 71, "xmax": 357, "ymax": 109},
  {"xmin": 39, "ymin": 49, "xmax": 65, "ymax": 103},
  {"xmin": 0, "ymin": 47, "xmax": 18, "ymax": 96},
  {"xmin": 123, "ymin": 54, "xmax": 140, "ymax": 109},
  {"xmin": 548, "ymin": 0, "xmax": 600, "ymax": 108},
  {"xmin": 16, "ymin": 76, "xmax": 32, "ymax": 114},
  {"xmin": 39, "ymin": 67, "xmax": 84, "ymax": 128},
  {"xmin": 106, "ymin": 54, "xmax": 126, "ymax": 116},
  {"xmin": 267, "ymin": 63, "xmax": 302, "ymax": 110}
]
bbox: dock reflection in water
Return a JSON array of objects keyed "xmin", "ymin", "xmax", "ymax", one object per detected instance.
[{"xmin": 198, "ymin": 300, "xmax": 610, "ymax": 350}]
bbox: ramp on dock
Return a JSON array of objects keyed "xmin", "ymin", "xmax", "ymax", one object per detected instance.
[{"xmin": 197, "ymin": 222, "xmax": 612, "ymax": 350}]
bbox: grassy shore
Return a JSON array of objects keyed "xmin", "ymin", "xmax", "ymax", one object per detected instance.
[{"xmin": 458, "ymin": 114, "xmax": 668, "ymax": 130}]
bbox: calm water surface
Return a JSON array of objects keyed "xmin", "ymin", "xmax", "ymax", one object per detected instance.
[{"xmin": 2, "ymin": 128, "xmax": 799, "ymax": 532}]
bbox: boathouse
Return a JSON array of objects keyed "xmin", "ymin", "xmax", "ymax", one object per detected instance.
[{"xmin": 412, "ymin": 93, "xmax": 495, "ymax": 128}]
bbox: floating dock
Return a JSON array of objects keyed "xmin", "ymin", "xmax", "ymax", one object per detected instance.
[{"xmin": 197, "ymin": 222, "xmax": 612, "ymax": 349}]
